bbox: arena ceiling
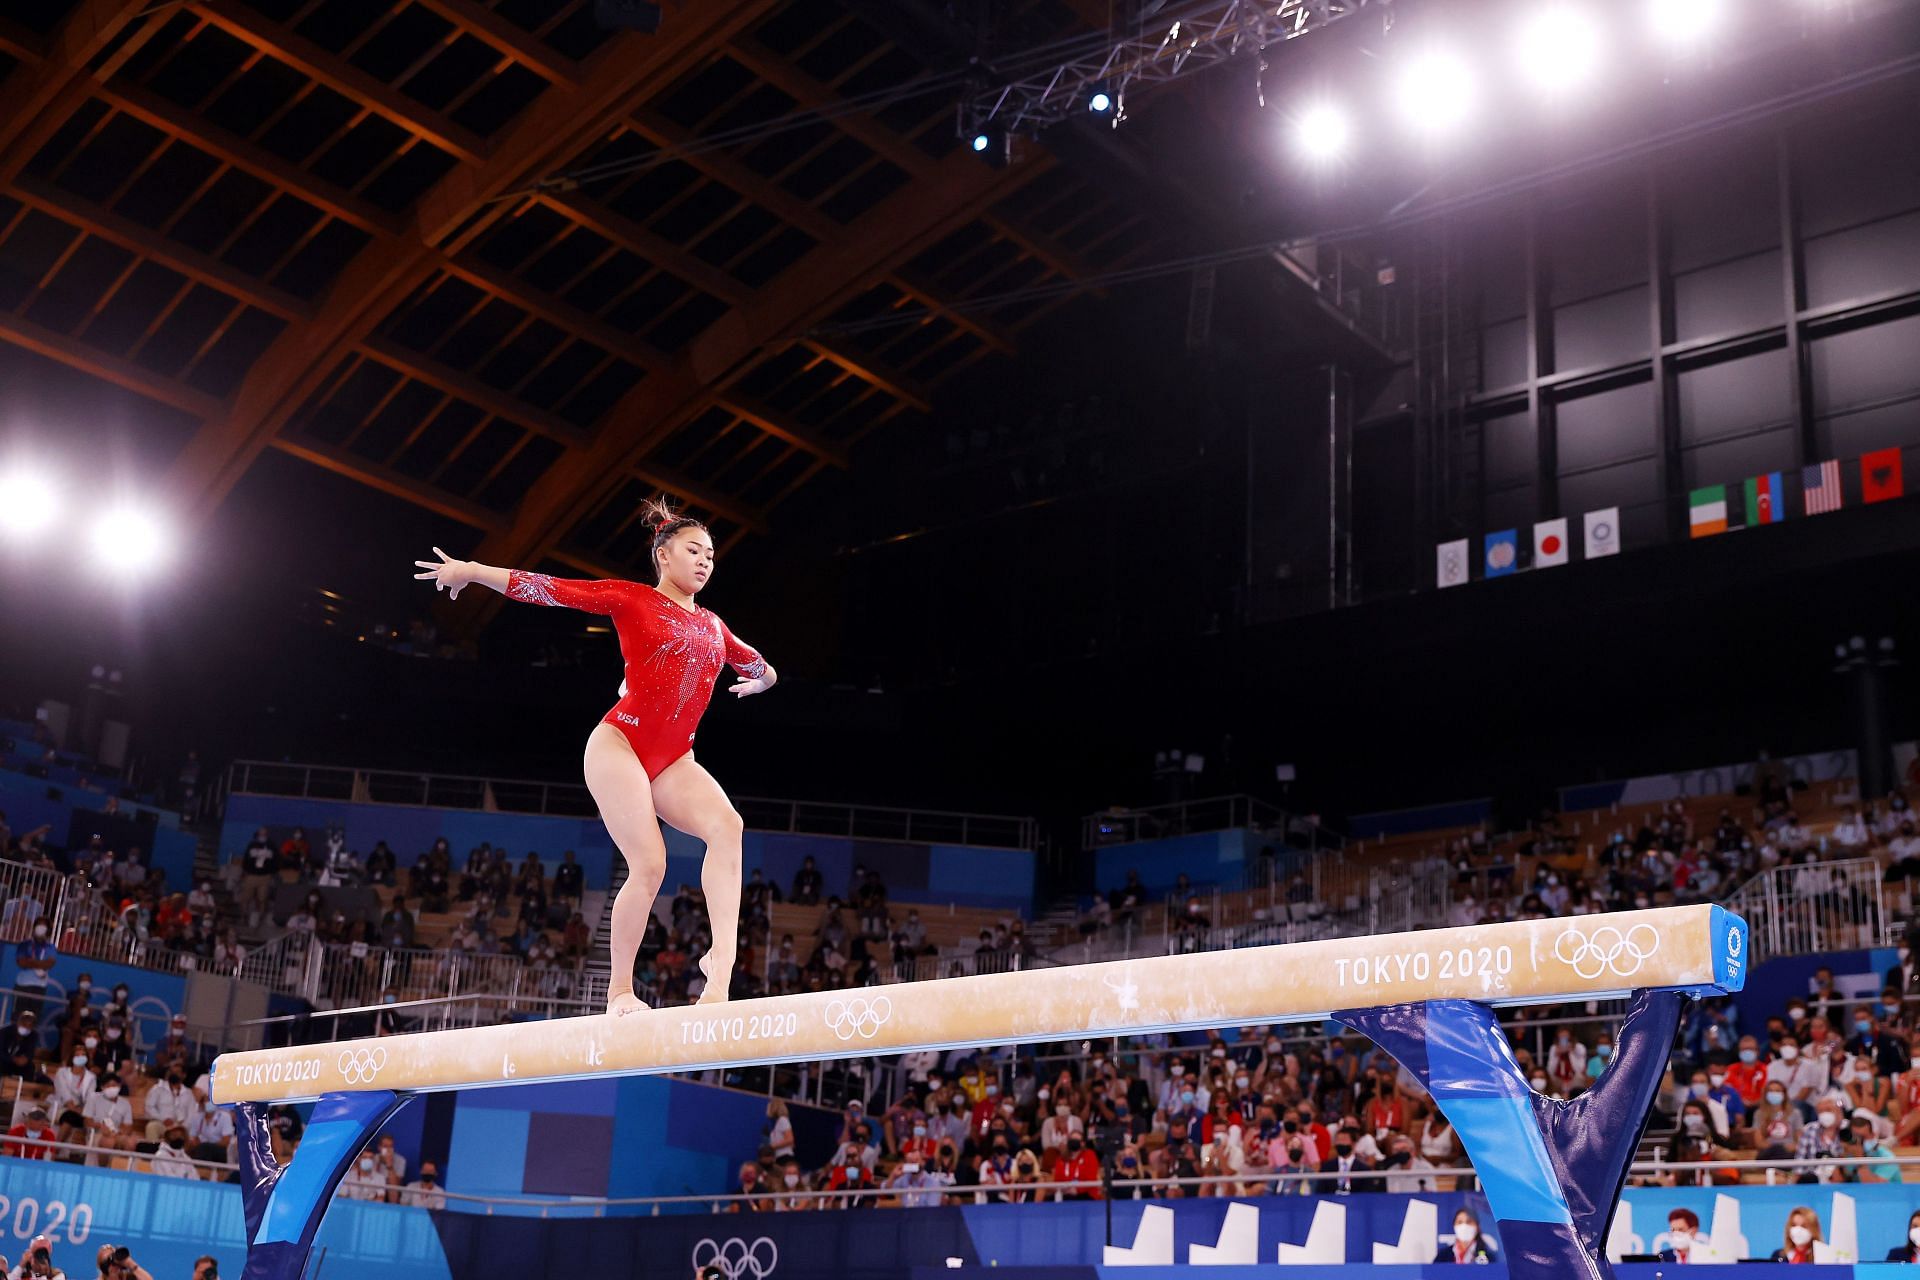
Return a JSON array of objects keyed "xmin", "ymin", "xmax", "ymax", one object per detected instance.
[{"xmin": 0, "ymin": 0, "xmax": 1160, "ymax": 618}]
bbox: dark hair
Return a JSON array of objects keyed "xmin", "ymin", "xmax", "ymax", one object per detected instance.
[
  {"xmin": 1668, "ymin": 1208, "xmax": 1700, "ymax": 1230},
  {"xmin": 640, "ymin": 496, "xmax": 705, "ymax": 580}
]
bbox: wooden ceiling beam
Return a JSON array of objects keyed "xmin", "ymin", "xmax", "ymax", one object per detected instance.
[
  {"xmin": 465, "ymin": 144, "xmax": 1047, "ymax": 601},
  {"xmin": 0, "ymin": 307, "xmax": 223, "ymax": 419},
  {"xmin": 408, "ymin": 0, "xmax": 583, "ymax": 89},
  {"xmin": 720, "ymin": 394, "xmax": 851, "ymax": 468},
  {"xmin": 185, "ymin": 0, "xmax": 491, "ymax": 165},
  {"xmin": 0, "ymin": 0, "xmax": 163, "ymax": 188},
  {"xmin": 11, "ymin": 176, "xmax": 314, "ymax": 323},
  {"xmin": 90, "ymin": 81, "xmax": 405, "ymax": 236},
  {"xmin": 161, "ymin": 0, "xmax": 785, "ymax": 523},
  {"xmin": 356, "ymin": 334, "xmax": 591, "ymax": 449},
  {"xmin": 270, "ymin": 434, "xmax": 505, "ymax": 533}
]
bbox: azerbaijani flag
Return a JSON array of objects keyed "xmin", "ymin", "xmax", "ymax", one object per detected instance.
[
  {"xmin": 1689, "ymin": 485, "xmax": 1729, "ymax": 538},
  {"xmin": 1744, "ymin": 472, "xmax": 1785, "ymax": 525}
]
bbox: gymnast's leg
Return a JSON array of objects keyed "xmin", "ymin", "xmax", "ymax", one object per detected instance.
[
  {"xmin": 650, "ymin": 755, "xmax": 745, "ymax": 1005},
  {"xmin": 583, "ymin": 723, "xmax": 667, "ymax": 1016}
]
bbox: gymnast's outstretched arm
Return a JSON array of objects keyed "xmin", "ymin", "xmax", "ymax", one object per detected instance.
[{"xmin": 414, "ymin": 547, "xmax": 629, "ymax": 612}]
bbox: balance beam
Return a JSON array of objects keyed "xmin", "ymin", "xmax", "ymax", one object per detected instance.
[{"xmin": 210, "ymin": 904, "xmax": 1744, "ymax": 1104}]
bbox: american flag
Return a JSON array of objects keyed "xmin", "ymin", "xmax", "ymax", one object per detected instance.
[{"xmin": 1803, "ymin": 460, "xmax": 1842, "ymax": 515}]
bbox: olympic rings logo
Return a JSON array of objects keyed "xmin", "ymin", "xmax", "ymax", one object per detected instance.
[
  {"xmin": 1555, "ymin": 923, "xmax": 1661, "ymax": 980},
  {"xmin": 823, "ymin": 995, "xmax": 892, "ymax": 1041},
  {"xmin": 338, "ymin": 1046, "xmax": 388, "ymax": 1085},
  {"xmin": 692, "ymin": 1237, "xmax": 778, "ymax": 1280}
]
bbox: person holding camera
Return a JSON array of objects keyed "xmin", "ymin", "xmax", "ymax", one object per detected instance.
[
  {"xmin": 93, "ymin": 1247, "xmax": 149, "ymax": 1280},
  {"xmin": 8, "ymin": 1236, "xmax": 63, "ymax": 1280},
  {"xmin": 190, "ymin": 1258, "xmax": 216, "ymax": 1280}
]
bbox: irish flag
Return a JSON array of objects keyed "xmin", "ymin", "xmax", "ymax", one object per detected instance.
[{"xmin": 1689, "ymin": 485, "xmax": 1729, "ymax": 538}]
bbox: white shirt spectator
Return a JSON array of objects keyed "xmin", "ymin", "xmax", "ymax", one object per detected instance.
[
  {"xmin": 1039, "ymin": 1112, "xmax": 1083, "ymax": 1153},
  {"xmin": 51, "ymin": 1064, "xmax": 96, "ymax": 1115},
  {"xmin": 144, "ymin": 1081, "xmax": 195, "ymax": 1130},
  {"xmin": 150, "ymin": 1142, "xmax": 198, "ymax": 1179},
  {"xmin": 899, "ymin": 1050, "xmax": 939, "ymax": 1083},
  {"xmin": 1889, "ymin": 830, "xmax": 1920, "ymax": 861},
  {"xmin": 400, "ymin": 1178, "xmax": 445, "ymax": 1210},
  {"xmin": 372, "ymin": 1146, "xmax": 407, "ymax": 1184},
  {"xmin": 335, "ymin": 1160, "xmax": 388, "ymax": 1201},
  {"xmin": 191, "ymin": 1105, "xmax": 235, "ymax": 1151},
  {"xmin": 1767, "ymin": 1051, "xmax": 1827, "ymax": 1103},
  {"xmin": 1833, "ymin": 815, "xmax": 1871, "ymax": 850},
  {"xmin": 1380, "ymin": 1150, "xmax": 1440, "ymax": 1193},
  {"xmin": 83, "ymin": 1091, "xmax": 132, "ymax": 1134}
]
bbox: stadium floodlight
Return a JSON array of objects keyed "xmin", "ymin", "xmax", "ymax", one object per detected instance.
[
  {"xmin": 89, "ymin": 505, "xmax": 169, "ymax": 575},
  {"xmin": 1647, "ymin": 0, "xmax": 1726, "ymax": 49},
  {"xmin": 0, "ymin": 468, "xmax": 60, "ymax": 540},
  {"xmin": 1515, "ymin": 5, "xmax": 1605, "ymax": 94},
  {"xmin": 1293, "ymin": 103, "xmax": 1352, "ymax": 162},
  {"xmin": 1394, "ymin": 47, "xmax": 1477, "ymax": 136}
]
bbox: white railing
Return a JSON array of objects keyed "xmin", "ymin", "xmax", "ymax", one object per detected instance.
[
  {"xmin": 1081, "ymin": 794, "xmax": 1324, "ymax": 849},
  {"xmin": 1722, "ymin": 857, "xmax": 1884, "ymax": 963},
  {"xmin": 226, "ymin": 760, "xmax": 1037, "ymax": 850},
  {"xmin": 0, "ymin": 860, "xmax": 65, "ymax": 941}
]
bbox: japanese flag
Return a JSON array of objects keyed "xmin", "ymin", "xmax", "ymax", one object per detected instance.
[{"xmin": 1533, "ymin": 518, "xmax": 1569, "ymax": 568}]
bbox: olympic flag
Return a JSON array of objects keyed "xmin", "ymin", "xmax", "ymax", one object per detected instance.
[{"xmin": 212, "ymin": 906, "xmax": 1745, "ymax": 1104}]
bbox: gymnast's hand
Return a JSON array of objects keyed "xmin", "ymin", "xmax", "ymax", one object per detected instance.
[
  {"xmin": 413, "ymin": 546, "xmax": 474, "ymax": 599},
  {"xmin": 729, "ymin": 667, "xmax": 777, "ymax": 699}
]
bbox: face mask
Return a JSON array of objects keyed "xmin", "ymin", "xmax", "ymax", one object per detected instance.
[
  {"xmin": 1781, "ymin": 1044, "xmax": 1799, "ymax": 1060},
  {"xmin": 360, "ymin": 1158, "xmax": 374, "ymax": 1171},
  {"xmin": 1683, "ymin": 1114, "xmax": 1705, "ymax": 1133},
  {"xmin": 1909, "ymin": 1227, "xmax": 1920, "ymax": 1248},
  {"xmin": 1710, "ymin": 1074, "xmax": 1726, "ymax": 1087},
  {"xmin": 1789, "ymin": 1007, "xmax": 1806, "ymax": 1021},
  {"xmin": 1689, "ymin": 1083, "xmax": 1708, "ymax": 1098},
  {"xmin": 784, "ymin": 1174, "xmax": 799, "ymax": 1188},
  {"xmin": 1530, "ymin": 1076, "xmax": 1547, "ymax": 1090},
  {"xmin": 1180, "ymin": 1092, "xmax": 1194, "ymax": 1107},
  {"xmin": 1334, "ymin": 1143, "xmax": 1353, "ymax": 1157},
  {"xmin": 1056, "ymin": 1106, "xmax": 1070, "ymax": 1117},
  {"xmin": 32, "ymin": 926, "xmax": 47, "ymax": 940},
  {"xmin": 1819, "ymin": 1112, "xmax": 1839, "ymax": 1128},
  {"xmin": 72, "ymin": 1055, "xmax": 86, "ymax": 1067},
  {"xmin": 1597, "ymin": 1045, "xmax": 1613, "ymax": 1059},
  {"xmin": 1857, "ymin": 1020, "xmax": 1873, "ymax": 1035},
  {"xmin": 1670, "ymin": 1230, "xmax": 1692, "ymax": 1249},
  {"xmin": 1236, "ymin": 1077, "xmax": 1249, "ymax": 1090},
  {"xmin": 985, "ymin": 1085, "xmax": 997, "ymax": 1096},
  {"xmin": 85, "ymin": 1038, "xmax": 98, "ymax": 1049},
  {"xmin": 1789, "ymin": 1225, "xmax": 1813, "ymax": 1246},
  {"xmin": 104, "ymin": 1087, "xmax": 120, "ymax": 1099},
  {"xmin": 1455, "ymin": 1224, "xmax": 1477, "ymax": 1244},
  {"xmin": 1170, "ymin": 1065, "xmax": 1184, "ymax": 1078},
  {"xmin": 107, "ymin": 1030, "xmax": 121, "ymax": 1040},
  {"xmin": 913, "ymin": 1126, "xmax": 926, "ymax": 1136},
  {"xmin": 78, "ymin": 981, "xmax": 90, "ymax": 991},
  {"xmin": 1741, "ymin": 1049, "xmax": 1758, "ymax": 1063},
  {"xmin": 1766, "ymin": 1090, "xmax": 1786, "ymax": 1105},
  {"xmin": 1037, "ymin": 1089, "xmax": 1050, "ymax": 1101}
]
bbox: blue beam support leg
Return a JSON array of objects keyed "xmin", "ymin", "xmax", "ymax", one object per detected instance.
[
  {"xmin": 235, "ymin": 1090, "xmax": 412, "ymax": 1280},
  {"xmin": 1336, "ymin": 988, "xmax": 1682, "ymax": 1280}
]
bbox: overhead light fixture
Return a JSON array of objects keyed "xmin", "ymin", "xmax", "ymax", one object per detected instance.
[
  {"xmin": 1293, "ymin": 102, "xmax": 1351, "ymax": 161},
  {"xmin": 89, "ymin": 506, "xmax": 170, "ymax": 576},
  {"xmin": 1515, "ymin": 5, "xmax": 1605, "ymax": 93},
  {"xmin": 1088, "ymin": 82, "xmax": 1114, "ymax": 114},
  {"xmin": 0, "ymin": 468, "xmax": 60, "ymax": 541},
  {"xmin": 1394, "ymin": 47, "xmax": 1478, "ymax": 136}
]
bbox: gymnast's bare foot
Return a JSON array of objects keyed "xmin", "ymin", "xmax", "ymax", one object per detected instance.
[
  {"xmin": 695, "ymin": 952, "xmax": 732, "ymax": 1005},
  {"xmin": 606, "ymin": 989, "xmax": 648, "ymax": 1017}
]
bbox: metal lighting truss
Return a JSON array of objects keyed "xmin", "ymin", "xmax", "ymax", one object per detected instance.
[{"xmin": 972, "ymin": 0, "xmax": 1388, "ymax": 134}]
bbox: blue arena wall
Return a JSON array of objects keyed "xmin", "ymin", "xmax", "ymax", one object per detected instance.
[
  {"xmin": 220, "ymin": 796, "xmax": 1037, "ymax": 911},
  {"xmin": 1092, "ymin": 829, "xmax": 1259, "ymax": 897},
  {"xmin": 0, "ymin": 767, "xmax": 198, "ymax": 889},
  {"xmin": 3, "ymin": 1163, "xmax": 1918, "ymax": 1280}
]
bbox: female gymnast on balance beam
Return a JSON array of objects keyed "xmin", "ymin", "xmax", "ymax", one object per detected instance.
[{"xmin": 414, "ymin": 498, "xmax": 777, "ymax": 1015}]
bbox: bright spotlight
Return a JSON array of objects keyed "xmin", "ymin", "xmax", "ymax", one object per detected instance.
[
  {"xmin": 1394, "ymin": 48, "xmax": 1477, "ymax": 136},
  {"xmin": 1294, "ymin": 104, "xmax": 1351, "ymax": 161},
  {"xmin": 1515, "ymin": 5, "xmax": 1604, "ymax": 92},
  {"xmin": 1647, "ymin": 0, "xmax": 1726, "ymax": 48},
  {"xmin": 90, "ymin": 506, "xmax": 169, "ymax": 574},
  {"xmin": 0, "ymin": 470, "xmax": 60, "ymax": 540},
  {"xmin": 1089, "ymin": 87, "xmax": 1113, "ymax": 114},
  {"xmin": 970, "ymin": 132, "xmax": 990, "ymax": 153}
]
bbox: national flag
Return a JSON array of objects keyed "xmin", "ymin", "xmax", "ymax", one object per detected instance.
[
  {"xmin": 1436, "ymin": 539, "xmax": 1469, "ymax": 589},
  {"xmin": 1743, "ymin": 472, "xmax": 1785, "ymax": 526},
  {"xmin": 1803, "ymin": 460, "xmax": 1842, "ymax": 515},
  {"xmin": 1689, "ymin": 485, "xmax": 1728, "ymax": 538},
  {"xmin": 1862, "ymin": 447, "xmax": 1905, "ymax": 504},
  {"xmin": 1583, "ymin": 507, "xmax": 1620, "ymax": 558},
  {"xmin": 1483, "ymin": 529, "xmax": 1519, "ymax": 578},
  {"xmin": 1533, "ymin": 517, "xmax": 1569, "ymax": 567}
]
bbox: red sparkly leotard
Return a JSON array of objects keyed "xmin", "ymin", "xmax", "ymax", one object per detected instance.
[{"xmin": 505, "ymin": 571, "xmax": 767, "ymax": 779}]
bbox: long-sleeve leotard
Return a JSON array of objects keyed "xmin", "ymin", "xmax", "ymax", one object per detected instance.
[{"xmin": 506, "ymin": 571, "xmax": 766, "ymax": 778}]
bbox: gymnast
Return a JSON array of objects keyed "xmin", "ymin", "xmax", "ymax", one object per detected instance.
[{"xmin": 413, "ymin": 498, "xmax": 776, "ymax": 1014}]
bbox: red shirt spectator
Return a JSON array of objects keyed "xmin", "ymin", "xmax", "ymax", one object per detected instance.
[
  {"xmin": 1725, "ymin": 1040, "xmax": 1769, "ymax": 1106},
  {"xmin": 6, "ymin": 1116, "xmax": 56, "ymax": 1159},
  {"xmin": 970, "ymin": 1088, "xmax": 1004, "ymax": 1138},
  {"xmin": 1050, "ymin": 1141, "xmax": 1103, "ymax": 1199}
]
